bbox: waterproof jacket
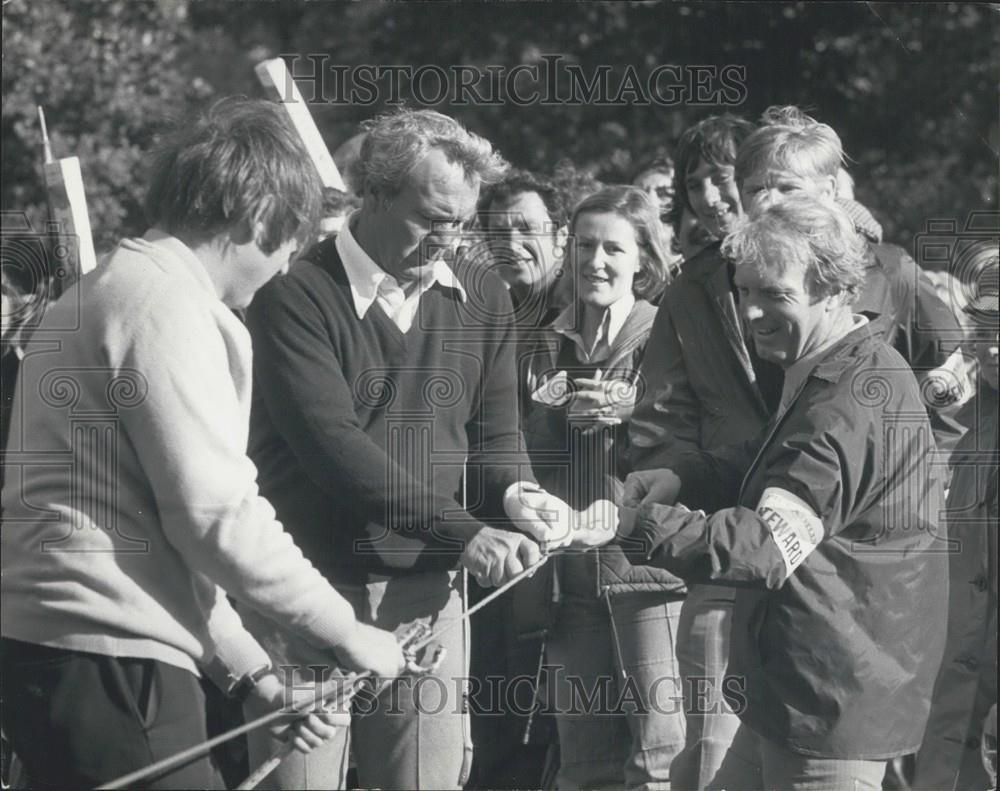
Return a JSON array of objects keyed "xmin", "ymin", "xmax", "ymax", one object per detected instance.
[
  {"xmin": 914, "ymin": 384, "xmax": 998, "ymax": 790},
  {"xmin": 522, "ymin": 299, "xmax": 685, "ymax": 598},
  {"xmin": 628, "ymin": 242, "xmax": 775, "ymax": 472},
  {"xmin": 621, "ymin": 318, "xmax": 950, "ymax": 758}
]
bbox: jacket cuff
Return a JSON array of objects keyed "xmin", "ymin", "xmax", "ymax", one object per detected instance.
[
  {"xmin": 622, "ymin": 503, "xmax": 694, "ymax": 562},
  {"xmin": 616, "ymin": 505, "xmax": 640, "ymax": 539}
]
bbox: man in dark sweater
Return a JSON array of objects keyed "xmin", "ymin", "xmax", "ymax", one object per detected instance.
[{"xmin": 243, "ymin": 109, "xmax": 574, "ymax": 790}]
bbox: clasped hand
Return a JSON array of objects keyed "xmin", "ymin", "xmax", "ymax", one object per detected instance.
[
  {"xmin": 568, "ymin": 376, "xmax": 638, "ymax": 426},
  {"xmin": 460, "ymin": 483, "xmax": 623, "ymax": 587},
  {"xmin": 502, "ymin": 481, "xmax": 575, "ymax": 552},
  {"xmin": 245, "ymin": 671, "xmax": 350, "ymax": 755},
  {"xmin": 503, "ymin": 483, "xmax": 621, "ymax": 553},
  {"xmin": 245, "ymin": 621, "xmax": 407, "ymax": 754},
  {"xmin": 621, "ymin": 468, "xmax": 682, "ymax": 507}
]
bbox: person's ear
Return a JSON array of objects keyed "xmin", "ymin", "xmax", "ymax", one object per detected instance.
[
  {"xmin": 819, "ymin": 175, "xmax": 838, "ymax": 201},
  {"xmin": 554, "ymin": 223, "xmax": 569, "ymax": 249},
  {"xmin": 553, "ymin": 224, "xmax": 570, "ymax": 268},
  {"xmin": 238, "ymin": 197, "xmax": 275, "ymax": 248},
  {"xmin": 360, "ymin": 183, "xmax": 388, "ymax": 212},
  {"xmin": 228, "ymin": 217, "xmax": 256, "ymax": 247},
  {"xmin": 632, "ymin": 251, "xmax": 652, "ymax": 296},
  {"xmin": 822, "ymin": 289, "xmax": 849, "ymax": 312}
]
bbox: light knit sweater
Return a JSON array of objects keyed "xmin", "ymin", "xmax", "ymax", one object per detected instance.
[{"xmin": 1, "ymin": 231, "xmax": 356, "ymax": 683}]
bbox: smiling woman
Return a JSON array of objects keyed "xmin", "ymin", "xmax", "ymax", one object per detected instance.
[
  {"xmin": 574, "ymin": 211, "xmax": 641, "ymax": 310},
  {"xmin": 519, "ymin": 185, "xmax": 686, "ymax": 790}
]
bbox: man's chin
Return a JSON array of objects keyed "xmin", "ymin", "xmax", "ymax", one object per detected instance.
[
  {"xmin": 753, "ymin": 340, "xmax": 786, "ymax": 366},
  {"xmin": 400, "ymin": 250, "xmax": 440, "ymax": 271}
]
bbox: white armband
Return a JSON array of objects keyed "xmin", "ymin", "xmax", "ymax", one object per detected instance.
[{"xmin": 756, "ymin": 487, "xmax": 824, "ymax": 578}]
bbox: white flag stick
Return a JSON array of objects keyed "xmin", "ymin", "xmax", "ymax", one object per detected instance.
[
  {"xmin": 38, "ymin": 107, "xmax": 98, "ymax": 275},
  {"xmin": 255, "ymin": 58, "xmax": 346, "ymax": 191}
]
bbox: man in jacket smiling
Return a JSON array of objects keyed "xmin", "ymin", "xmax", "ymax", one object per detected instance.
[{"xmin": 620, "ymin": 196, "xmax": 949, "ymax": 789}]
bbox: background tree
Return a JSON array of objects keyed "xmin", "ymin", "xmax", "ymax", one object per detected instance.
[
  {"xmin": 1, "ymin": 0, "xmax": 214, "ymax": 250},
  {"xmin": 2, "ymin": 0, "xmax": 996, "ymax": 254}
]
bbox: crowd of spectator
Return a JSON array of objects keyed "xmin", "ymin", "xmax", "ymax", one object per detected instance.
[{"xmin": 1, "ymin": 98, "xmax": 996, "ymax": 791}]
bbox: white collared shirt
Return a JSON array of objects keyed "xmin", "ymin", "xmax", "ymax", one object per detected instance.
[
  {"xmin": 336, "ymin": 213, "xmax": 466, "ymax": 333},
  {"xmin": 551, "ymin": 294, "xmax": 635, "ymax": 364}
]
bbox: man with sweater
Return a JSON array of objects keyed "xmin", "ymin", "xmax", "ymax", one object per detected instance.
[
  {"xmin": 243, "ymin": 109, "xmax": 574, "ymax": 789},
  {"xmin": 0, "ymin": 98, "xmax": 405, "ymax": 789}
]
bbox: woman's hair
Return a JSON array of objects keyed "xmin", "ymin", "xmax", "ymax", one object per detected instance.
[
  {"xmin": 146, "ymin": 97, "xmax": 322, "ymax": 253},
  {"xmin": 570, "ymin": 185, "xmax": 676, "ymax": 300},
  {"xmin": 722, "ymin": 194, "xmax": 870, "ymax": 302}
]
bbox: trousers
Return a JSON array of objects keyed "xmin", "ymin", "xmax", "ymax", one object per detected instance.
[
  {"xmin": 706, "ymin": 724, "xmax": 886, "ymax": 791},
  {"xmin": 669, "ymin": 585, "xmax": 743, "ymax": 790},
  {"xmin": 0, "ymin": 638, "xmax": 219, "ymax": 790},
  {"xmin": 547, "ymin": 591, "xmax": 686, "ymax": 790},
  {"xmin": 244, "ymin": 570, "xmax": 470, "ymax": 790}
]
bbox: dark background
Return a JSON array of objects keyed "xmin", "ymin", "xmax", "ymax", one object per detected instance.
[{"xmin": 2, "ymin": 1, "xmax": 997, "ymax": 254}]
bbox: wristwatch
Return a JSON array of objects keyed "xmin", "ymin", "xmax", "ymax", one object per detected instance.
[{"xmin": 228, "ymin": 664, "xmax": 274, "ymax": 704}]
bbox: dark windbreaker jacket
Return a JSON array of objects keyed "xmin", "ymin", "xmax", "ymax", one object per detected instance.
[{"xmin": 620, "ymin": 318, "xmax": 950, "ymax": 758}]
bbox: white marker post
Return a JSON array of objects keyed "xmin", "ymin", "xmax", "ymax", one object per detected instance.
[
  {"xmin": 38, "ymin": 107, "xmax": 98, "ymax": 275},
  {"xmin": 255, "ymin": 58, "xmax": 346, "ymax": 191}
]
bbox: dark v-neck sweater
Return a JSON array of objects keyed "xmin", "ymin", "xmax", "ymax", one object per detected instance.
[{"xmin": 246, "ymin": 238, "xmax": 532, "ymax": 585}]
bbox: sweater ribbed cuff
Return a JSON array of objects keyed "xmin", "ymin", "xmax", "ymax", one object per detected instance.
[{"xmin": 204, "ymin": 625, "xmax": 272, "ymax": 694}]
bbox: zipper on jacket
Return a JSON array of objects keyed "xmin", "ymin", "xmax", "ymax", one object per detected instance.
[
  {"xmin": 603, "ymin": 586, "xmax": 628, "ymax": 683},
  {"xmin": 737, "ymin": 378, "xmax": 809, "ymax": 502},
  {"xmin": 523, "ymin": 558, "xmax": 562, "ymax": 744},
  {"xmin": 594, "ymin": 549, "xmax": 602, "ymax": 599},
  {"xmin": 522, "ymin": 636, "xmax": 546, "ymax": 745}
]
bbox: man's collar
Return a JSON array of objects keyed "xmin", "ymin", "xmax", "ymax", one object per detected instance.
[
  {"xmin": 336, "ymin": 214, "xmax": 390, "ymax": 319},
  {"xmin": 809, "ymin": 312, "xmax": 885, "ymax": 383},
  {"xmin": 421, "ymin": 257, "xmax": 468, "ymax": 303},
  {"xmin": 778, "ymin": 313, "xmax": 873, "ymax": 411},
  {"xmin": 336, "ymin": 212, "xmax": 466, "ymax": 320}
]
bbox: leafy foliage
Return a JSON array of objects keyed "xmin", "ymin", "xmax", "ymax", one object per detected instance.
[
  {"xmin": 2, "ymin": 1, "xmax": 996, "ymax": 253},
  {"xmin": 2, "ymin": 0, "xmax": 206, "ymax": 250}
]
